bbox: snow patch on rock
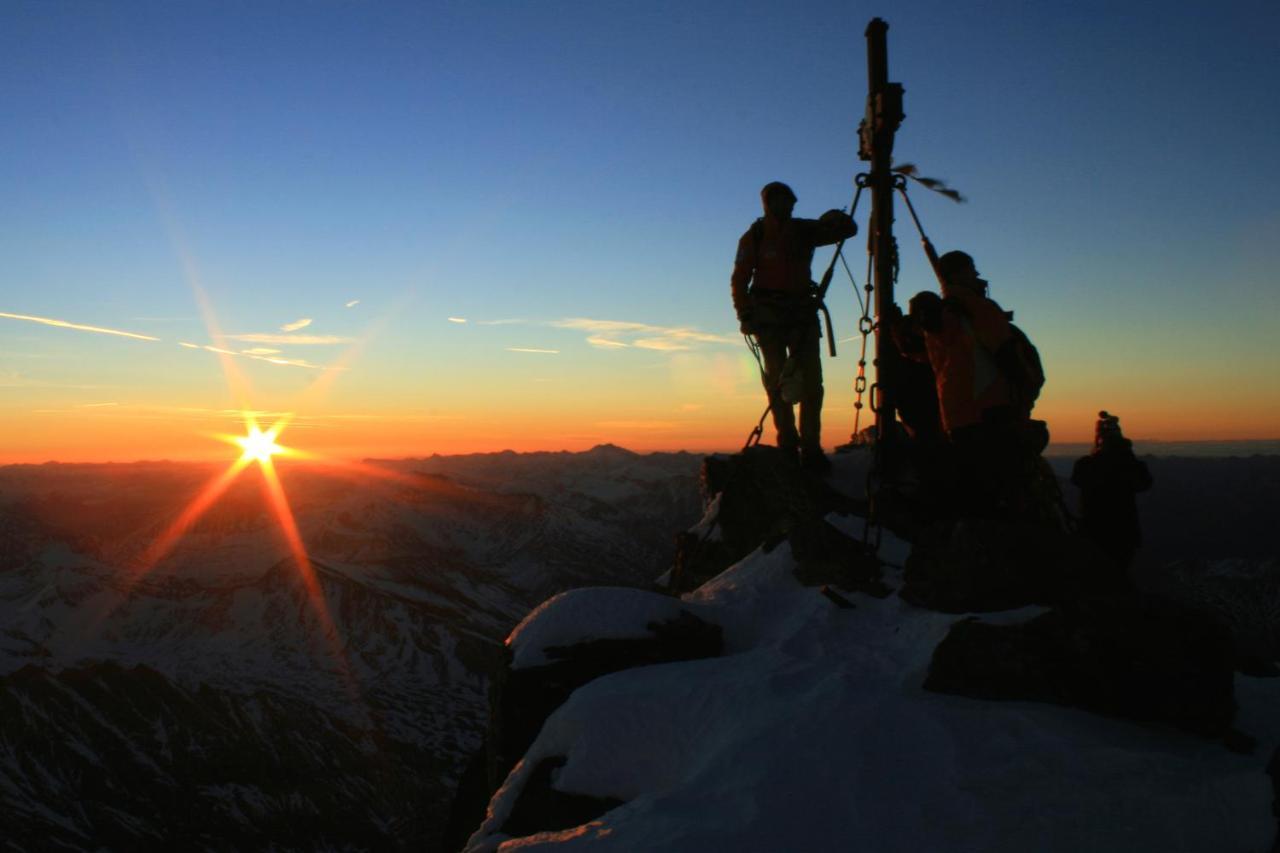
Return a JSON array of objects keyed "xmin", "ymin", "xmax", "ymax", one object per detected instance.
[{"xmin": 507, "ymin": 588, "xmax": 696, "ymax": 670}]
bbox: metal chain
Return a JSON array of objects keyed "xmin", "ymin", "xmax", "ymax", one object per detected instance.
[{"xmin": 851, "ymin": 247, "xmax": 875, "ymax": 436}]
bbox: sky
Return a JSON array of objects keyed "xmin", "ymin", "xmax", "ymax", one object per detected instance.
[{"xmin": 2, "ymin": 0, "xmax": 1278, "ymax": 463}]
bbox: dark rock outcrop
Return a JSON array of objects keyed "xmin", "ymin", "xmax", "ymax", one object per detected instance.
[
  {"xmin": 446, "ymin": 609, "xmax": 721, "ymax": 850},
  {"xmin": 790, "ymin": 517, "xmax": 890, "ymax": 598},
  {"xmin": 669, "ymin": 446, "xmax": 870, "ymax": 594},
  {"xmin": 924, "ymin": 596, "xmax": 1238, "ymax": 738},
  {"xmin": 901, "ymin": 518, "xmax": 1102, "ymax": 612},
  {"xmin": 500, "ymin": 756, "xmax": 624, "ymax": 838},
  {"xmin": 1268, "ymin": 746, "xmax": 1280, "ymax": 853},
  {"xmin": 1145, "ymin": 557, "xmax": 1280, "ymax": 673}
]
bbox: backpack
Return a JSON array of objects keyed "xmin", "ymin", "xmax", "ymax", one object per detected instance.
[{"xmin": 995, "ymin": 322, "xmax": 1045, "ymax": 412}]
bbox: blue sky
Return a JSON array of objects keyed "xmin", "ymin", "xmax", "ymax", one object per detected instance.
[{"xmin": 2, "ymin": 0, "xmax": 1278, "ymax": 460}]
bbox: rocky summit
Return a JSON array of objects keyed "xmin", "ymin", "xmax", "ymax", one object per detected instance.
[{"xmin": 459, "ymin": 448, "xmax": 1280, "ymax": 853}]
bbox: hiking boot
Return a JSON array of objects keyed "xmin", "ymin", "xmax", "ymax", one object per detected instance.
[
  {"xmin": 801, "ymin": 446, "xmax": 832, "ymax": 474},
  {"xmin": 777, "ymin": 444, "xmax": 800, "ymax": 466}
]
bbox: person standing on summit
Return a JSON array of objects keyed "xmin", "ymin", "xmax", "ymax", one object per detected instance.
[{"xmin": 731, "ymin": 181, "xmax": 856, "ymax": 471}]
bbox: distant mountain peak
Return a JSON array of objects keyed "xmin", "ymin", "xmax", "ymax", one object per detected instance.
[{"xmin": 586, "ymin": 443, "xmax": 636, "ymax": 457}]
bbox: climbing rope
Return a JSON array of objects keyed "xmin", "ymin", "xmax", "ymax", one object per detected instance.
[{"xmin": 742, "ymin": 333, "xmax": 772, "ymax": 451}]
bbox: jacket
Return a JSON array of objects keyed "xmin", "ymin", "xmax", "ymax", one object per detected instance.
[{"xmin": 730, "ymin": 213, "xmax": 855, "ymax": 316}]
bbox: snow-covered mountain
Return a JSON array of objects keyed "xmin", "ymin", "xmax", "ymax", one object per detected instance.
[
  {"xmin": 7, "ymin": 446, "xmax": 1279, "ymax": 851},
  {"xmin": 0, "ymin": 446, "xmax": 701, "ymax": 850}
]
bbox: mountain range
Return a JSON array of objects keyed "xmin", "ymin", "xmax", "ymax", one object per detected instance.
[{"xmin": 0, "ymin": 446, "xmax": 701, "ymax": 851}]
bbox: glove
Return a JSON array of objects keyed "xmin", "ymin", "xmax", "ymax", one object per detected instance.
[
  {"xmin": 737, "ymin": 311, "xmax": 755, "ymax": 336},
  {"xmin": 819, "ymin": 209, "xmax": 857, "ymax": 238}
]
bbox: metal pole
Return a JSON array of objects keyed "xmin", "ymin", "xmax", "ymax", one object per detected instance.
[{"xmin": 858, "ymin": 18, "xmax": 904, "ymax": 450}]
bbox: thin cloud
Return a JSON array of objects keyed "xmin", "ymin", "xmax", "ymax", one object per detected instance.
[
  {"xmin": 634, "ymin": 337, "xmax": 692, "ymax": 352},
  {"xmin": 280, "ymin": 318, "xmax": 313, "ymax": 332},
  {"xmin": 185, "ymin": 342, "xmax": 328, "ymax": 370},
  {"xmin": 240, "ymin": 347, "xmax": 281, "ymax": 355},
  {"xmin": 448, "ymin": 317, "xmax": 468, "ymax": 324},
  {"xmin": 551, "ymin": 317, "xmax": 736, "ymax": 350},
  {"xmin": 506, "ymin": 347, "xmax": 560, "ymax": 354},
  {"xmin": 345, "ymin": 300, "xmax": 360, "ymax": 308},
  {"xmin": 33, "ymin": 404, "xmax": 296, "ymax": 423},
  {"xmin": 477, "ymin": 318, "xmax": 529, "ymax": 326},
  {"xmin": 0, "ymin": 312, "xmax": 160, "ymax": 342},
  {"xmin": 0, "ymin": 372, "xmax": 124, "ymax": 390},
  {"xmin": 226, "ymin": 334, "xmax": 355, "ymax": 345},
  {"xmin": 248, "ymin": 354, "xmax": 329, "ymax": 370}
]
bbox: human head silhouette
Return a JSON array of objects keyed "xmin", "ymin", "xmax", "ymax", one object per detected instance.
[
  {"xmin": 938, "ymin": 250, "xmax": 988, "ymax": 295},
  {"xmin": 760, "ymin": 181, "xmax": 797, "ymax": 221}
]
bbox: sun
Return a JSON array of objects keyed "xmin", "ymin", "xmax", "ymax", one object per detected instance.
[{"xmin": 236, "ymin": 424, "xmax": 284, "ymax": 463}]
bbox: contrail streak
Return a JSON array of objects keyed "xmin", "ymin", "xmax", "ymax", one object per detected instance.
[{"xmin": 0, "ymin": 312, "xmax": 160, "ymax": 342}]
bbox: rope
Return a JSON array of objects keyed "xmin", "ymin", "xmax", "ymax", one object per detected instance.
[{"xmin": 742, "ymin": 333, "xmax": 772, "ymax": 451}]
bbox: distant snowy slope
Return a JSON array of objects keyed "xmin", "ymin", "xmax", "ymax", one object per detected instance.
[{"xmin": 0, "ymin": 449, "xmax": 701, "ymax": 851}]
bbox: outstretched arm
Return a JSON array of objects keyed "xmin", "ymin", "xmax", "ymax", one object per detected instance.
[{"xmin": 811, "ymin": 209, "xmax": 857, "ymax": 246}]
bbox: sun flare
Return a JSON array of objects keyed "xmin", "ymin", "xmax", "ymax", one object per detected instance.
[{"xmin": 236, "ymin": 425, "xmax": 283, "ymax": 462}]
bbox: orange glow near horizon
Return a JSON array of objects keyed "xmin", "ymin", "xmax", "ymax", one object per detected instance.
[{"xmin": 5, "ymin": 402, "xmax": 1280, "ymax": 466}]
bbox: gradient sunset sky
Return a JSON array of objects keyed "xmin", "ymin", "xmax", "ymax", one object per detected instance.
[{"xmin": 3, "ymin": 0, "xmax": 1277, "ymax": 464}]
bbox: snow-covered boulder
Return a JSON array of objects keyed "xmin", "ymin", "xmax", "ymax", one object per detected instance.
[
  {"xmin": 506, "ymin": 587, "xmax": 707, "ymax": 671},
  {"xmin": 446, "ymin": 587, "xmax": 724, "ymax": 847}
]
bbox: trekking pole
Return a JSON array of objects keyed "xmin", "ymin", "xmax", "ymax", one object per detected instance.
[
  {"xmin": 895, "ymin": 179, "xmax": 947, "ymax": 289},
  {"xmin": 816, "ymin": 179, "xmax": 866, "ymax": 303},
  {"xmin": 812, "ymin": 179, "xmax": 868, "ymax": 358}
]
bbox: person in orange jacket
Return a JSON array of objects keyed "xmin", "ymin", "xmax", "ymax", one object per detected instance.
[
  {"xmin": 731, "ymin": 181, "xmax": 856, "ymax": 470},
  {"xmin": 906, "ymin": 250, "xmax": 1022, "ymax": 514}
]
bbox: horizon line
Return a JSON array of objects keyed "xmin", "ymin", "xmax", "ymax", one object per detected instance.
[{"xmin": 5, "ymin": 437, "xmax": 1280, "ymax": 467}]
